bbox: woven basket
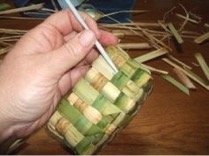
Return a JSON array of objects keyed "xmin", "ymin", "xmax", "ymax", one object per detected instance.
[{"xmin": 47, "ymin": 46, "xmax": 152, "ymax": 155}]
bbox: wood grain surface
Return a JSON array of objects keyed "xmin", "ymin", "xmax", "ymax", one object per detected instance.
[{"xmin": 1, "ymin": 0, "xmax": 209, "ymax": 154}]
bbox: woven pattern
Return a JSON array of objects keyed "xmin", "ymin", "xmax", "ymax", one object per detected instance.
[{"xmin": 47, "ymin": 46, "xmax": 152, "ymax": 155}]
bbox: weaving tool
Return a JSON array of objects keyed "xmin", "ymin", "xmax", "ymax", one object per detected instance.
[{"xmin": 58, "ymin": 0, "xmax": 118, "ymax": 73}]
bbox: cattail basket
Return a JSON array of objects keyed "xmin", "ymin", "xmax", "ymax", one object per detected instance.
[{"xmin": 47, "ymin": 46, "xmax": 153, "ymax": 155}]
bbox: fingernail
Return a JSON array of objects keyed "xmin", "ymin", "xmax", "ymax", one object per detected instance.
[{"xmin": 79, "ymin": 30, "xmax": 96, "ymax": 47}]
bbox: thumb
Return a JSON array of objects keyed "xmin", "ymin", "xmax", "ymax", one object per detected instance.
[{"xmin": 48, "ymin": 30, "xmax": 96, "ymax": 75}]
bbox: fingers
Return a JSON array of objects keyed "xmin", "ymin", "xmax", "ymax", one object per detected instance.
[
  {"xmin": 12, "ymin": 10, "xmax": 101, "ymax": 56},
  {"xmin": 58, "ymin": 65, "xmax": 90, "ymax": 95},
  {"xmin": 99, "ymin": 30, "xmax": 119, "ymax": 46},
  {"xmin": 48, "ymin": 30, "xmax": 96, "ymax": 75}
]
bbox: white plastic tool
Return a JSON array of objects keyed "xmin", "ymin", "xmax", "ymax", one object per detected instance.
[{"xmin": 59, "ymin": 0, "xmax": 118, "ymax": 73}]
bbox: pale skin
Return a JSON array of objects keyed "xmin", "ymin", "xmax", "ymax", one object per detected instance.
[{"xmin": 0, "ymin": 10, "xmax": 118, "ymax": 143}]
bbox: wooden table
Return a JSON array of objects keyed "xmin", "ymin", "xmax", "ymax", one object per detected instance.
[{"xmin": 1, "ymin": 0, "xmax": 209, "ymax": 154}]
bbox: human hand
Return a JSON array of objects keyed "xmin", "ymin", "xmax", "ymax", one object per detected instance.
[{"xmin": 0, "ymin": 10, "xmax": 118, "ymax": 142}]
